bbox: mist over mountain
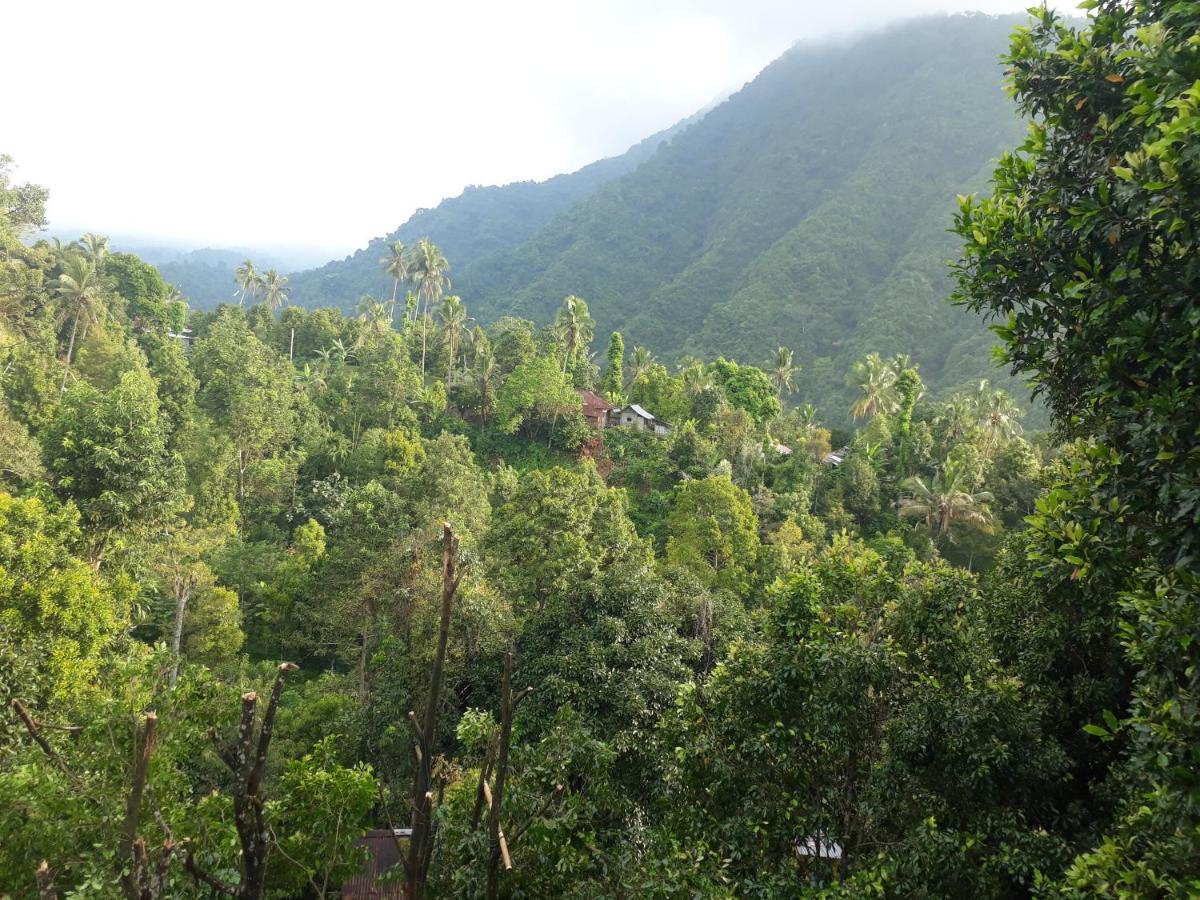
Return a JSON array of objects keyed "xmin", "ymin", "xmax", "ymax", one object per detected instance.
[{"xmin": 290, "ymin": 13, "xmax": 1029, "ymax": 419}]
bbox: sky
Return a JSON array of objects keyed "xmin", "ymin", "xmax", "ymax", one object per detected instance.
[{"xmin": 5, "ymin": 0, "xmax": 1035, "ymax": 261}]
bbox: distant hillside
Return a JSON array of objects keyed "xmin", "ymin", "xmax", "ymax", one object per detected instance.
[
  {"xmin": 152, "ymin": 247, "xmax": 330, "ymax": 309},
  {"xmin": 290, "ymin": 14, "xmax": 1031, "ymax": 420},
  {"xmin": 285, "ymin": 113, "xmax": 700, "ymax": 309},
  {"xmin": 37, "ymin": 233, "xmax": 328, "ymax": 310}
]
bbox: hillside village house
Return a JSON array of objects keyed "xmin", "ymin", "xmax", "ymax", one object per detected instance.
[
  {"xmin": 579, "ymin": 390, "xmax": 614, "ymax": 429},
  {"xmin": 609, "ymin": 403, "xmax": 671, "ymax": 436}
]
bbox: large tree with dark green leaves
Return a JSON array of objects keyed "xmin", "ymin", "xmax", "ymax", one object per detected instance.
[
  {"xmin": 706, "ymin": 358, "xmax": 781, "ymax": 423},
  {"xmin": 43, "ymin": 370, "xmax": 186, "ymax": 568},
  {"xmin": 486, "ymin": 464, "xmax": 646, "ymax": 614},
  {"xmin": 0, "ymin": 492, "xmax": 123, "ymax": 703},
  {"xmin": 192, "ymin": 311, "xmax": 297, "ymax": 504},
  {"xmin": 953, "ymin": 3, "xmax": 1200, "ymax": 891},
  {"xmin": 665, "ymin": 474, "xmax": 760, "ymax": 597}
]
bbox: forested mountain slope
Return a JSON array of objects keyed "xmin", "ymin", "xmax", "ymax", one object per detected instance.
[
  {"xmin": 454, "ymin": 14, "xmax": 1028, "ymax": 412},
  {"xmin": 285, "ymin": 115, "xmax": 697, "ymax": 310},
  {"xmin": 288, "ymin": 14, "xmax": 1028, "ymax": 420}
]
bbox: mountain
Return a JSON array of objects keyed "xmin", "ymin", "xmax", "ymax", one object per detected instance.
[
  {"xmin": 291, "ymin": 14, "xmax": 1030, "ymax": 419},
  {"xmin": 285, "ymin": 113, "xmax": 702, "ymax": 310}
]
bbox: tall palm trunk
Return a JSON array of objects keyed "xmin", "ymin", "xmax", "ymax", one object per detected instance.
[
  {"xmin": 420, "ymin": 297, "xmax": 430, "ymax": 377},
  {"xmin": 59, "ymin": 309, "xmax": 82, "ymax": 396}
]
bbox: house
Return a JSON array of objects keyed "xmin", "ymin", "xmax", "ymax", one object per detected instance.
[
  {"xmin": 341, "ymin": 828, "xmax": 408, "ymax": 898},
  {"xmin": 770, "ymin": 442, "xmax": 792, "ymax": 456},
  {"xmin": 168, "ymin": 328, "xmax": 195, "ymax": 354},
  {"xmin": 579, "ymin": 390, "xmax": 614, "ymax": 429},
  {"xmin": 609, "ymin": 403, "xmax": 671, "ymax": 436},
  {"xmin": 821, "ymin": 446, "xmax": 850, "ymax": 467}
]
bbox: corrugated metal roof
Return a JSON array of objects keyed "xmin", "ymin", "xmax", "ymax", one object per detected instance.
[
  {"xmin": 628, "ymin": 404, "xmax": 655, "ymax": 420},
  {"xmin": 795, "ymin": 835, "xmax": 843, "ymax": 859},
  {"xmin": 342, "ymin": 829, "xmax": 407, "ymax": 898}
]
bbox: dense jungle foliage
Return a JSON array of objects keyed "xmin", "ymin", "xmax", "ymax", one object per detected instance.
[{"xmin": 1, "ymin": 2, "xmax": 1197, "ymax": 897}]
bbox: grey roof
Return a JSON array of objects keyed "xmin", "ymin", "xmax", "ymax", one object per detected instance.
[
  {"xmin": 627, "ymin": 404, "xmax": 656, "ymax": 420},
  {"xmin": 795, "ymin": 836, "xmax": 843, "ymax": 859},
  {"xmin": 821, "ymin": 446, "xmax": 850, "ymax": 466}
]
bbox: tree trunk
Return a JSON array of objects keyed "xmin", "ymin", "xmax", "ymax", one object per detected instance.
[
  {"xmin": 486, "ymin": 652, "xmax": 516, "ymax": 900},
  {"xmin": 168, "ymin": 586, "xmax": 191, "ymax": 690},
  {"xmin": 119, "ymin": 714, "xmax": 158, "ymax": 900},
  {"xmin": 59, "ymin": 309, "xmax": 81, "ymax": 396},
  {"xmin": 406, "ymin": 524, "xmax": 462, "ymax": 900}
]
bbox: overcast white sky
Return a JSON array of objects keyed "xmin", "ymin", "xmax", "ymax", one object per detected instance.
[{"xmin": 5, "ymin": 0, "xmax": 1035, "ymax": 259}]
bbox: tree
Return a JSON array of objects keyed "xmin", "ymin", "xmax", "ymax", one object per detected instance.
[
  {"xmin": 628, "ymin": 345, "xmax": 654, "ymax": 387},
  {"xmin": 439, "ymin": 295, "xmax": 469, "ymax": 381},
  {"xmin": 486, "ymin": 464, "xmax": 646, "ymax": 613},
  {"xmin": 192, "ymin": 311, "xmax": 297, "ymax": 503},
  {"xmin": 380, "ymin": 240, "xmax": 410, "ymax": 315},
  {"xmin": 409, "ymin": 239, "xmax": 451, "ymax": 377},
  {"xmin": 848, "ymin": 352, "xmax": 898, "ymax": 420},
  {"xmin": 43, "ymin": 370, "xmax": 186, "ymax": 568},
  {"xmin": 768, "ymin": 346, "xmax": 797, "ymax": 395},
  {"xmin": 54, "ymin": 254, "xmax": 107, "ymax": 396},
  {"xmin": 0, "ymin": 492, "xmax": 122, "ymax": 702},
  {"xmin": 665, "ymin": 474, "xmax": 760, "ymax": 597},
  {"xmin": 706, "ymin": 358, "xmax": 781, "ymax": 423},
  {"xmin": 600, "ymin": 331, "xmax": 624, "ymax": 399},
  {"xmin": 953, "ymin": 4, "xmax": 1200, "ymax": 890},
  {"xmin": 893, "ymin": 367, "xmax": 923, "ymax": 479},
  {"xmin": 493, "ymin": 354, "xmax": 580, "ymax": 441},
  {"xmin": 464, "ymin": 342, "xmax": 498, "ymax": 422},
  {"xmin": 152, "ymin": 525, "xmax": 232, "ymax": 687},
  {"xmin": 234, "ymin": 260, "xmax": 261, "ymax": 307},
  {"xmin": 259, "ymin": 269, "xmax": 289, "ymax": 313},
  {"xmin": 662, "ymin": 540, "xmax": 1073, "ymax": 895},
  {"xmin": 73, "ymin": 232, "xmax": 110, "ymax": 265},
  {"xmin": 105, "ymin": 253, "xmax": 174, "ymax": 333},
  {"xmin": 552, "ymin": 295, "xmax": 594, "ymax": 374},
  {"xmin": 358, "ymin": 295, "xmax": 392, "ymax": 333},
  {"xmin": 403, "ymin": 525, "xmax": 465, "ymax": 900},
  {"xmin": 0, "ymin": 154, "xmax": 48, "ymax": 244},
  {"xmin": 971, "ymin": 379, "xmax": 1022, "ymax": 454},
  {"xmin": 898, "ymin": 458, "xmax": 992, "ymax": 541}
]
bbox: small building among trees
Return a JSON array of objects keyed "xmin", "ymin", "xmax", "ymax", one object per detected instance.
[
  {"xmin": 579, "ymin": 390, "xmax": 614, "ymax": 429},
  {"xmin": 609, "ymin": 403, "xmax": 671, "ymax": 436}
]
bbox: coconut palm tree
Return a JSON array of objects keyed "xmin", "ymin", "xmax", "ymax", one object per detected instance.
[
  {"xmin": 234, "ymin": 260, "xmax": 262, "ymax": 306},
  {"xmin": 938, "ymin": 394, "xmax": 976, "ymax": 442},
  {"xmin": 409, "ymin": 239, "xmax": 451, "ymax": 376},
  {"xmin": 972, "ymin": 380, "xmax": 1023, "ymax": 452},
  {"xmin": 357, "ymin": 295, "xmax": 392, "ymax": 332},
  {"xmin": 629, "ymin": 345, "xmax": 655, "ymax": 387},
  {"xmin": 553, "ymin": 295, "xmax": 595, "ymax": 373},
  {"xmin": 467, "ymin": 324, "xmax": 489, "ymax": 364},
  {"xmin": 680, "ymin": 359, "xmax": 713, "ymax": 398},
  {"xmin": 55, "ymin": 254, "xmax": 107, "ymax": 395},
  {"xmin": 849, "ymin": 352, "xmax": 899, "ymax": 420},
  {"xmin": 898, "ymin": 459, "xmax": 994, "ymax": 539},
  {"xmin": 769, "ymin": 346, "xmax": 798, "ymax": 395},
  {"xmin": 260, "ymin": 269, "xmax": 289, "ymax": 313},
  {"xmin": 380, "ymin": 240, "xmax": 410, "ymax": 317},
  {"xmin": 74, "ymin": 232, "xmax": 110, "ymax": 266},
  {"xmin": 439, "ymin": 295, "xmax": 470, "ymax": 380},
  {"xmin": 468, "ymin": 345, "xmax": 499, "ymax": 422}
]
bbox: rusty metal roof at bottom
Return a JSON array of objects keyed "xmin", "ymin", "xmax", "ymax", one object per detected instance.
[{"xmin": 342, "ymin": 829, "xmax": 410, "ymax": 898}]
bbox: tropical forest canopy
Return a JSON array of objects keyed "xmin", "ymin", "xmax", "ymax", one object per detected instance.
[{"xmin": 1, "ymin": 3, "xmax": 1198, "ymax": 898}]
